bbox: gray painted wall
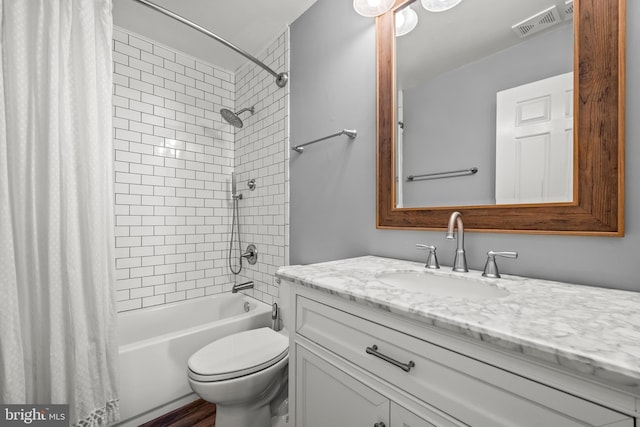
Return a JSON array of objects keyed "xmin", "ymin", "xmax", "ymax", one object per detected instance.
[
  {"xmin": 290, "ymin": 0, "xmax": 638, "ymax": 292},
  {"xmin": 402, "ymin": 25, "xmax": 573, "ymax": 207}
]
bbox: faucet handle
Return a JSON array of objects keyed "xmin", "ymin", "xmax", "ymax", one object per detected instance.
[
  {"xmin": 482, "ymin": 251, "xmax": 518, "ymax": 278},
  {"xmin": 416, "ymin": 244, "xmax": 440, "ymax": 269}
]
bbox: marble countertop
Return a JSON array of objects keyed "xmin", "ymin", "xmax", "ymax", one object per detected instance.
[{"xmin": 276, "ymin": 256, "xmax": 640, "ymax": 389}]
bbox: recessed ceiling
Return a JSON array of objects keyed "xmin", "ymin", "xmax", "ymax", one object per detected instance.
[{"xmin": 113, "ymin": 0, "xmax": 318, "ymax": 73}]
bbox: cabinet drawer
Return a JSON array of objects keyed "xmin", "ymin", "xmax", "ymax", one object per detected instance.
[{"xmin": 296, "ymin": 296, "xmax": 633, "ymax": 427}]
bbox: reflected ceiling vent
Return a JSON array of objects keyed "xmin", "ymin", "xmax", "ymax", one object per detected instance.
[
  {"xmin": 564, "ymin": 0, "xmax": 574, "ymax": 20},
  {"xmin": 512, "ymin": 5, "xmax": 561, "ymax": 38}
]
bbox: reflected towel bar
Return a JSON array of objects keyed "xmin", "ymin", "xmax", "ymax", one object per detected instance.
[
  {"xmin": 292, "ymin": 129, "xmax": 357, "ymax": 153},
  {"xmin": 407, "ymin": 167, "xmax": 478, "ymax": 182}
]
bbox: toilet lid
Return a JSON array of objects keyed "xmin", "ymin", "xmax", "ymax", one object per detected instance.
[{"xmin": 188, "ymin": 327, "xmax": 288, "ymax": 382}]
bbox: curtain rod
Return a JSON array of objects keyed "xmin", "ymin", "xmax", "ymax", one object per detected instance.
[{"xmin": 131, "ymin": 0, "xmax": 288, "ymax": 88}]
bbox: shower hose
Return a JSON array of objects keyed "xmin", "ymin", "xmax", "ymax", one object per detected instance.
[{"xmin": 228, "ymin": 196, "xmax": 242, "ymax": 275}]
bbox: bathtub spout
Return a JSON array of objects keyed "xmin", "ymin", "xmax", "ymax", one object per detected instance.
[{"xmin": 232, "ymin": 281, "xmax": 254, "ymax": 293}]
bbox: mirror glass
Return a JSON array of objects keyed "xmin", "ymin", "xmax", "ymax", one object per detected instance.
[
  {"xmin": 376, "ymin": 0, "xmax": 624, "ymax": 235},
  {"xmin": 394, "ymin": 0, "xmax": 574, "ymax": 208}
]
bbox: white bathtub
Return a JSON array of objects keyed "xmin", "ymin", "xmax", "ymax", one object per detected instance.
[{"xmin": 116, "ymin": 293, "xmax": 272, "ymax": 426}]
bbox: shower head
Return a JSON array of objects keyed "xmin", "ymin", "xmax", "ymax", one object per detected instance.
[{"xmin": 220, "ymin": 106, "xmax": 255, "ymax": 128}]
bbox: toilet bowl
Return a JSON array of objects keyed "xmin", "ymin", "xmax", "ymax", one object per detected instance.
[{"xmin": 187, "ymin": 327, "xmax": 289, "ymax": 427}]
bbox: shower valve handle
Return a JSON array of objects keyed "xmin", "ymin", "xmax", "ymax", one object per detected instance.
[{"xmin": 241, "ymin": 244, "xmax": 258, "ymax": 265}]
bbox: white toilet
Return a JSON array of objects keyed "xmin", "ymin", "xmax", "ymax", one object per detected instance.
[{"xmin": 187, "ymin": 326, "xmax": 289, "ymax": 427}]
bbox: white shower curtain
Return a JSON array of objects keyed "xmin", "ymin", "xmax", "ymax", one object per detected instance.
[{"xmin": 0, "ymin": 0, "xmax": 119, "ymax": 425}]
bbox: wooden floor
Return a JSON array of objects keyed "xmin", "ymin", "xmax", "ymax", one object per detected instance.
[{"xmin": 141, "ymin": 399, "xmax": 216, "ymax": 427}]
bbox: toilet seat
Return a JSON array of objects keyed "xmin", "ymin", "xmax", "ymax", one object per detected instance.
[{"xmin": 188, "ymin": 327, "xmax": 288, "ymax": 382}]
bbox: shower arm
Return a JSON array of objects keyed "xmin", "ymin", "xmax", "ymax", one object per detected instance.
[
  {"xmin": 235, "ymin": 107, "xmax": 254, "ymax": 116},
  {"xmin": 131, "ymin": 0, "xmax": 288, "ymax": 88}
]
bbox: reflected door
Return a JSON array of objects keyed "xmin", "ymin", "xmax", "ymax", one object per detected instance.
[{"xmin": 495, "ymin": 72, "xmax": 573, "ymax": 204}]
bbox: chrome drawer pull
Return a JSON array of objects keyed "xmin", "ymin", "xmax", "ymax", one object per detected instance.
[{"xmin": 365, "ymin": 344, "xmax": 415, "ymax": 373}]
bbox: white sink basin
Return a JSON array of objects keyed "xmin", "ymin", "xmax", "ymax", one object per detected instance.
[{"xmin": 376, "ymin": 271, "xmax": 509, "ymax": 299}]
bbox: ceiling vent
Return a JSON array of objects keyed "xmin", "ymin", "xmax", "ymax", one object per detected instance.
[
  {"xmin": 564, "ymin": 0, "xmax": 574, "ymax": 20},
  {"xmin": 512, "ymin": 5, "xmax": 561, "ymax": 38}
]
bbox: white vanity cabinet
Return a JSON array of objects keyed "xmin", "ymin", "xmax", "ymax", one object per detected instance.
[{"xmin": 287, "ymin": 283, "xmax": 636, "ymax": 427}]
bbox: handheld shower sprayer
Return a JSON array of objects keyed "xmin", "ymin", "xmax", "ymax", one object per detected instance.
[{"xmin": 231, "ymin": 172, "xmax": 241, "ymax": 200}]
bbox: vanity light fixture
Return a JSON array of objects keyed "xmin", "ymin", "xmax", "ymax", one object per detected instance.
[
  {"xmin": 353, "ymin": 0, "xmax": 394, "ymax": 17},
  {"xmin": 395, "ymin": 6, "xmax": 418, "ymax": 37},
  {"xmin": 421, "ymin": 0, "xmax": 463, "ymax": 12}
]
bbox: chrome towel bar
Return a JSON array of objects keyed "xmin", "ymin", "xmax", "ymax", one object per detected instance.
[
  {"xmin": 407, "ymin": 167, "xmax": 478, "ymax": 182},
  {"xmin": 292, "ymin": 129, "xmax": 357, "ymax": 153}
]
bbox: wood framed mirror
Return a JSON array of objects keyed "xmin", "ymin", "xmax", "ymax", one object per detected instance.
[{"xmin": 376, "ymin": 0, "xmax": 625, "ymax": 235}]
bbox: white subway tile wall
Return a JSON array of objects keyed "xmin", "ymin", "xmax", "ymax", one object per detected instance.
[
  {"xmin": 112, "ymin": 28, "xmax": 237, "ymax": 312},
  {"xmin": 112, "ymin": 27, "xmax": 289, "ymax": 312},
  {"xmin": 231, "ymin": 30, "xmax": 290, "ymax": 306}
]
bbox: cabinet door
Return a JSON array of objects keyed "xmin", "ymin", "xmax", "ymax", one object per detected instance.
[
  {"xmin": 391, "ymin": 402, "xmax": 438, "ymax": 427},
  {"xmin": 296, "ymin": 344, "xmax": 390, "ymax": 427}
]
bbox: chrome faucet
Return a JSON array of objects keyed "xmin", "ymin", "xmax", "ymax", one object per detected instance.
[
  {"xmin": 232, "ymin": 281, "xmax": 254, "ymax": 293},
  {"xmin": 445, "ymin": 211, "xmax": 468, "ymax": 272}
]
